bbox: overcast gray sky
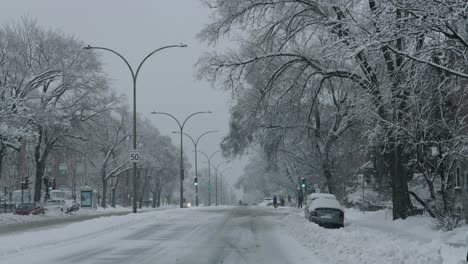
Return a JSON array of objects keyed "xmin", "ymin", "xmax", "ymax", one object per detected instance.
[{"xmin": 1, "ymin": 0, "xmax": 246, "ymax": 184}]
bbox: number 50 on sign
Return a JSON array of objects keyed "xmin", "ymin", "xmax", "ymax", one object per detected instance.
[{"xmin": 129, "ymin": 150, "xmax": 141, "ymax": 162}]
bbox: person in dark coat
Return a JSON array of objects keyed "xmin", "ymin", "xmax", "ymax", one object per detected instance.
[
  {"xmin": 280, "ymin": 197, "xmax": 285, "ymax": 207},
  {"xmin": 298, "ymin": 191, "xmax": 304, "ymax": 208},
  {"xmin": 273, "ymin": 195, "xmax": 278, "ymax": 208}
]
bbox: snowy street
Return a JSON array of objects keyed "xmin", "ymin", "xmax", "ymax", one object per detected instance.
[
  {"xmin": 0, "ymin": 207, "xmax": 321, "ymax": 264},
  {"xmin": 0, "ymin": 206, "xmax": 467, "ymax": 263}
]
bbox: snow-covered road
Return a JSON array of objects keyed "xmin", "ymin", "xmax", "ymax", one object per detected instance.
[{"xmin": 0, "ymin": 207, "xmax": 322, "ymax": 264}]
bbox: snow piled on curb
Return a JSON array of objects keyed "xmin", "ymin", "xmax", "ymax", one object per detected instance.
[
  {"xmin": 0, "ymin": 205, "xmax": 175, "ymax": 226},
  {"xmin": 282, "ymin": 209, "xmax": 465, "ymax": 264},
  {"xmin": 0, "ymin": 208, "xmax": 181, "ymax": 257}
]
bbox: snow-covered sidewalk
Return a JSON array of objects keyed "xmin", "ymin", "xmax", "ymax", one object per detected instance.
[
  {"xmin": 0, "ymin": 207, "xmax": 184, "ymax": 258},
  {"xmin": 279, "ymin": 207, "xmax": 467, "ymax": 264},
  {"xmin": 0, "ymin": 205, "xmax": 174, "ymax": 227}
]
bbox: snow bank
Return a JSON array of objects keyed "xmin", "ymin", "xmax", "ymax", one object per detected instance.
[
  {"xmin": 0, "ymin": 206, "xmax": 131, "ymax": 226},
  {"xmin": 0, "ymin": 205, "xmax": 171, "ymax": 226},
  {"xmin": 0, "ymin": 208, "xmax": 181, "ymax": 257},
  {"xmin": 282, "ymin": 208, "xmax": 466, "ymax": 264}
]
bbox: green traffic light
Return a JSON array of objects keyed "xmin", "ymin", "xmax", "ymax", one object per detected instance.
[
  {"xmin": 301, "ymin": 184, "xmax": 306, "ymax": 188},
  {"xmin": 194, "ymin": 183, "xmax": 198, "ymax": 186}
]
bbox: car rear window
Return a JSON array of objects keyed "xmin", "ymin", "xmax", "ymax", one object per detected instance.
[
  {"xmin": 46, "ymin": 200, "xmax": 64, "ymax": 205},
  {"xmin": 18, "ymin": 203, "xmax": 34, "ymax": 209},
  {"xmin": 310, "ymin": 198, "xmax": 342, "ymax": 210}
]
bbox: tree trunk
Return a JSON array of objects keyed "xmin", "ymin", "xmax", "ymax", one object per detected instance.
[
  {"xmin": 101, "ymin": 166, "xmax": 107, "ymax": 208},
  {"xmin": 33, "ymin": 127, "xmax": 55, "ymax": 202},
  {"xmin": 33, "ymin": 160, "xmax": 46, "ymax": 202},
  {"xmin": 322, "ymin": 162, "xmax": 335, "ymax": 195},
  {"xmin": 157, "ymin": 187, "xmax": 162, "ymax": 207},
  {"xmin": 111, "ymin": 176, "xmax": 119, "ymax": 208},
  {"xmin": 33, "ymin": 130, "xmax": 47, "ymax": 203},
  {"xmin": 391, "ymin": 143, "xmax": 412, "ymax": 219},
  {"xmin": 152, "ymin": 192, "xmax": 157, "ymax": 208},
  {"xmin": 111, "ymin": 187, "xmax": 116, "ymax": 208},
  {"xmin": 0, "ymin": 145, "xmax": 5, "ymax": 180}
]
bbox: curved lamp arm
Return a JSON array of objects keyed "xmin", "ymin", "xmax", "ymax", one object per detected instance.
[
  {"xmin": 195, "ymin": 130, "xmax": 218, "ymax": 146},
  {"xmin": 135, "ymin": 44, "xmax": 187, "ymax": 79},
  {"xmin": 181, "ymin": 111, "xmax": 212, "ymax": 130},
  {"xmin": 83, "ymin": 45, "xmax": 135, "ymax": 79},
  {"xmin": 151, "ymin": 111, "xmax": 182, "ymax": 130},
  {"xmin": 83, "ymin": 44, "xmax": 187, "ymax": 81}
]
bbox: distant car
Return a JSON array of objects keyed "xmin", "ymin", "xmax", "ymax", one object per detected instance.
[
  {"xmin": 305, "ymin": 196, "xmax": 344, "ymax": 228},
  {"xmin": 44, "ymin": 199, "xmax": 67, "ymax": 212},
  {"xmin": 14, "ymin": 202, "xmax": 45, "ymax": 215},
  {"xmin": 182, "ymin": 201, "xmax": 192, "ymax": 208}
]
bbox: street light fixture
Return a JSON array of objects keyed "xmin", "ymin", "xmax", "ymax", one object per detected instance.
[
  {"xmin": 173, "ymin": 130, "xmax": 219, "ymax": 206},
  {"xmin": 197, "ymin": 150, "xmax": 220, "ymax": 206},
  {"xmin": 151, "ymin": 111, "xmax": 212, "ymax": 208},
  {"xmin": 83, "ymin": 44, "xmax": 187, "ymax": 213}
]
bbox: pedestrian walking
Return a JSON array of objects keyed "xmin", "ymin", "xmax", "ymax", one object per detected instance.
[
  {"xmin": 280, "ymin": 197, "xmax": 285, "ymax": 207},
  {"xmin": 298, "ymin": 191, "xmax": 303, "ymax": 208},
  {"xmin": 273, "ymin": 195, "xmax": 278, "ymax": 208}
]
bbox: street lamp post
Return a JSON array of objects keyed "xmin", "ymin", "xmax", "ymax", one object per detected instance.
[
  {"xmin": 173, "ymin": 131, "xmax": 218, "ymax": 207},
  {"xmin": 151, "ymin": 111, "xmax": 211, "ymax": 208},
  {"xmin": 197, "ymin": 150, "xmax": 220, "ymax": 206},
  {"xmin": 83, "ymin": 44, "xmax": 187, "ymax": 213},
  {"xmin": 211, "ymin": 164, "xmax": 231, "ymax": 206}
]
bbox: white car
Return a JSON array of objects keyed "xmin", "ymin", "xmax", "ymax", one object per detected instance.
[
  {"xmin": 44, "ymin": 198, "xmax": 67, "ymax": 212},
  {"xmin": 304, "ymin": 193, "xmax": 337, "ymax": 218},
  {"xmin": 304, "ymin": 193, "xmax": 344, "ymax": 228}
]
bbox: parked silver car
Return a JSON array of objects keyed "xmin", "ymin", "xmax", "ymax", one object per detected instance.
[{"xmin": 304, "ymin": 193, "xmax": 344, "ymax": 228}]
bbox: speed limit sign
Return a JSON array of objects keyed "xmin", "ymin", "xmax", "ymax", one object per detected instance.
[{"xmin": 129, "ymin": 150, "xmax": 141, "ymax": 163}]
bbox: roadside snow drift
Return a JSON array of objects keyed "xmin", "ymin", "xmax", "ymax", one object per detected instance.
[{"xmin": 282, "ymin": 208, "xmax": 465, "ymax": 264}]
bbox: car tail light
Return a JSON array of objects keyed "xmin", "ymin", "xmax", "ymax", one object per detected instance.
[
  {"xmin": 339, "ymin": 211, "xmax": 344, "ymax": 220},
  {"xmin": 311, "ymin": 211, "xmax": 318, "ymax": 217}
]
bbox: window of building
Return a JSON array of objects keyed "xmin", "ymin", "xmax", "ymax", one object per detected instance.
[
  {"xmin": 76, "ymin": 162, "xmax": 84, "ymax": 176},
  {"xmin": 59, "ymin": 163, "xmax": 68, "ymax": 177}
]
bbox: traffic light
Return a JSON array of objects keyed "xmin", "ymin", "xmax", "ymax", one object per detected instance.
[
  {"xmin": 43, "ymin": 176, "xmax": 49, "ymax": 186},
  {"xmin": 24, "ymin": 177, "xmax": 29, "ymax": 189},
  {"xmin": 194, "ymin": 177, "xmax": 198, "ymax": 186},
  {"xmin": 301, "ymin": 178, "xmax": 306, "ymax": 189},
  {"xmin": 52, "ymin": 178, "xmax": 56, "ymax": 190}
]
